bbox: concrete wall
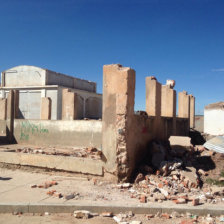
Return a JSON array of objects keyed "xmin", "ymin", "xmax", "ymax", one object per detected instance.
[
  {"xmin": 14, "ymin": 119, "xmax": 102, "ymax": 148},
  {"xmin": 195, "ymin": 115, "xmax": 204, "ymax": 133},
  {"xmin": 204, "ymin": 103, "xmax": 224, "ymax": 135},
  {"xmin": 2, "ymin": 66, "xmax": 96, "ymax": 93},
  {"xmin": 86, "ymin": 97, "xmax": 102, "ymax": 119},
  {"xmin": 60, "ymin": 87, "xmax": 102, "ymax": 120},
  {"xmin": 2, "ymin": 66, "xmax": 46, "ymax": 87},
  {"xmin": 46, "ymin": 70, "xmax": 96, "ymax": 93}
]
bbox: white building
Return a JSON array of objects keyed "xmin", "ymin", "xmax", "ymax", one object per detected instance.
[
  {"xmin": 204, "ymin": 102, "xmax": 224, "ymax": 135},
  {"xmin": 0, "ymin": 65, "xmax": 102, "ymax": 120}
]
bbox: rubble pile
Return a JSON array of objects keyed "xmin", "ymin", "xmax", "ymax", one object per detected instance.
[
  {"xmin": 121, "ymin": 137, "xmax": 224, "ymax": 206},
  {"xmin": 4, "ymin": 146, "xmax": 102, "ymax": 159},
  {"xmin": 72, "ymin": 210, "xmax": 224, "ymax": 224}
]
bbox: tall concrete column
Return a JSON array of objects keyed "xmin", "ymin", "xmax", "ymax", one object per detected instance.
[
  {"xmin": 0, "ymin": 98, "xmax": 7, "ymax": 120},
  {"xmin": 178, "ymin": 91, "xmax": 190, "ymax": 119},
  {"xmin": 41, "ymin": 97, "xmax": 52, "ymax": 120},
  {"xmin": 145, "ymin": 77, "xmax": 161, "ymax": 117},
  {"xmin": 62, "ymin": 89, "xmax": 77, "ymax": 120},
  {"xmin": 161, "ymin": 85, "xmax": 176, "ymax": 117},
  {"xmin": 102, "ymin": 64, "xmax": 135, "ymax": 181},
  {"xmin": 6, "ymin": 90, "xmax": 14, "ymax": 142},
  {"xmin": 189, "ymin": 95, "xmax": 195, "ymax": 128},
  {"xmin": 14, "ymin": 90, "xmax": 19, "ymax": 119}
]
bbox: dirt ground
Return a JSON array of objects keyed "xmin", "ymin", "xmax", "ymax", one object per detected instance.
[{"xmin": 1, "ymin": 213, "xmax": 223, "ymax": 224}]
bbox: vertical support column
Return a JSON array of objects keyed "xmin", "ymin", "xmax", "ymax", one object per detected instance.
[
  {"xmin": 102, "ymin": 64, "xmax": 135, "ymax": 181},
  {"xmin": 189, "ymin": 95, "xmax": 195, "ymax": 128},
  {"xmin": 161, "ymin": 85, "xmax": 176, "ymax": 137},
  {"xmin": 145, "ymin": 77, "xmax": 161, "ymax": 117},
  {"xmin": 62, "ymin": 89, "xmax": 77, "ymax": 120},
  {"xmin": 6, "ymin": 90, "xmax": 14, "ymax": 142},
  {"xmin": 14, "ymin": 90, "xmax": 19, "ymax": 119},
  {"xmin": 178, "ymin": 91, "xmax": 190, "ymax": 118},
  {"xmin": 0, "ymin": 98, "xmax": 7, "ymax": 120},
  {"xmin": 161, "ymin": 85, "xmax": 176, "ymax": 117},
  {"xmin": 41, "ymin": 97, "xmax": 52, "ymax": 120}
]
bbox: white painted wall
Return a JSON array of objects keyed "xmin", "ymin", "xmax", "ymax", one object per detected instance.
[
  {"xmin": 204, "ymin": 109, "xmax": 224, "ymax": 135},
  {"xmin": 3, "ymin": 66, "xmax": 46, "ymax": 87}
]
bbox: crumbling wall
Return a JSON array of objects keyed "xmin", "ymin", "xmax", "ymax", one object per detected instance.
[{"xmin": 102, "ymin": 64, "xmax": 195, "ymax": 182}]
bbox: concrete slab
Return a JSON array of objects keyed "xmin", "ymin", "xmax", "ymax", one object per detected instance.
[{"xmin": 0, "ymin": 151, "xmax": 103, "ymax": 175}]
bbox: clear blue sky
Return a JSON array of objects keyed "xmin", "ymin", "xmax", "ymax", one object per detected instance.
[{"xmin": 0, "ymin": 0, "xmax": 223, "ymax": 115}]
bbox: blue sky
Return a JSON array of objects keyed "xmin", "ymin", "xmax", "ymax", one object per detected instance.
[{"xmin": 0, "ymin": 0, "xmax": 223, "ymax": 115}]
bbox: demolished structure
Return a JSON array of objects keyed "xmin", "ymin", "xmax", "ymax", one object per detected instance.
[{"xmin": 0, "ymin": 64, "xmax": 195, "ymax": 182}]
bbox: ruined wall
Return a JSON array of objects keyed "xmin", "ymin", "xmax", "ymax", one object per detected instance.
[
  {"xmin": 102, "ymin": 64, "xmax": 195, "ymax": 181},
  {"xmin": 14, "ymin": 119, "xmax": 102, "ymax": 148}
]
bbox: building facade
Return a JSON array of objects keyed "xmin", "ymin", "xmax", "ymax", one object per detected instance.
[{"xmin": 0, "ymin": 65, "xmax": 102, "ymax": 120}]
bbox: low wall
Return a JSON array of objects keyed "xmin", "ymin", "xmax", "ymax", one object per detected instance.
[{"xmin": 14, "ymin": 119, "xmax": 102, "ymax": 148}]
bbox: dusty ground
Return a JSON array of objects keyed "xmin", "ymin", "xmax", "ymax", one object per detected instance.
[{"xmin": 1, "ymin": 213, "xmax": 224, "ymax": 224}]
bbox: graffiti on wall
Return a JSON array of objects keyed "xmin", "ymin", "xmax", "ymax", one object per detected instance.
[{"xmin": 20, "ymin": 121, "xmax": 49, "ymax": 141}]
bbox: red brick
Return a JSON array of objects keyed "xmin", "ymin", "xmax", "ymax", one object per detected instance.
[{"xmin": 140, "ymin": 195, "xmax": 147, "ymax": 203}]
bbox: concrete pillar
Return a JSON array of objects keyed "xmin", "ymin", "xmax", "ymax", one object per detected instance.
[
  {"xmin": 145, "ymin": 77, "xmax": 161, "ymax": 117},
  {"xmin": 189, "ymin": 95, "xmax": 195, "ymax": 128},
  {"xmin": 41, "ymin": 97, "xmax": 52, "ymax": 120},
  {"xmin": 14, "ymin": 90, "xmax": 19, "ymax": 119},
  {"xmin": 0, "ymin": 98, "xmax": 7, "ymax": 120},
  {"xmin": 178, "ymin": 91, "xmax": 190, "ymax": 119},
  {"xmin": 62, "ymin": 89, "xmax": 77, "ymax": 120},
  {"xmin": 161, "ymin": 85, "xmax": 176, "ymax": 117},
  {"xmin": 102, "ymin": 64, "xmax": 135, "ymax": 181},
  {"xmin": 6, "ymin": 90, "xmax": 14, "ymax": 142}
]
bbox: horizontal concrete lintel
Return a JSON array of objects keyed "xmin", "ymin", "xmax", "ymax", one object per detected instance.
[
  {"xmin": 0, "ymin": 152, "xmax": 104, "ymax": 176},
  {"xmin": 0, "ymin": 203, "xmax": 223, "ymax": 216}
]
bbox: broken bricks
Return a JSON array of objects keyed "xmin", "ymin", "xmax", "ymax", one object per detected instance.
[{"xmin": 73, "ymin": 210, "xmax": 92, "ymax": 219}]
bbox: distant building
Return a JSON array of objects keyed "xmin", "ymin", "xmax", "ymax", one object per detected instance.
[
  {"xmin": 0, "ymin": 65, "xmax": 102, "ymax": 120},
  {"xmin": 204, "ymin": 102, "xmax": 224, "ymax": 135}
]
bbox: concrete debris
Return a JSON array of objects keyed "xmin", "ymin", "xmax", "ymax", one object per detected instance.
[
  {"xmin": 169, "ymin": 136, "xmax": 193, "ymax": 156},
  {"xmin": 12, "ymin": 146, "xmax": 102, "ymax": 160},
  {"xmin": 101, "ymin": 212, "xmax": 113, "ymax": 217},
  {"xmin": 134, "ymin": 173, "xmax": 144, "ymax": 184},
  {"xmin": 117, "ymin": 183, "xmax": 132, "ymax": 189},
  {"xmin": 125, "ymin": 139, "xmax": 224, "ymax": 206},
  {"xmin": 64, "ymin": 193, "xmax": 77, "ymax": 200},
  {"xmin": 130, "ymin": 221, "xmax": 142, "ymax": 224},
  {"xmin": 73, "ymin": 210, "xmax": 91, "ymax": 219}
]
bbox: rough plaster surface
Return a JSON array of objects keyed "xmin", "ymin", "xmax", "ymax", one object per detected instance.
[{"xmin": 14, "ymin": 119, "xmax": 102, "ymax": 148}]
